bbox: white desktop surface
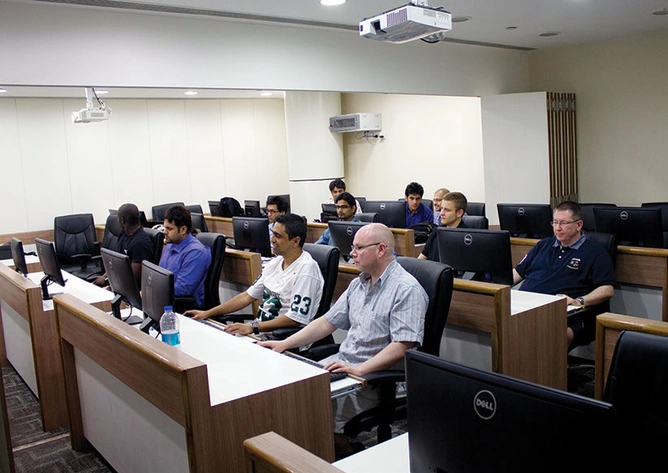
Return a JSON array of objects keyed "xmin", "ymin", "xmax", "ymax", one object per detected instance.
[
  {"xmin": 27, "ymin": 270, "xmax": 114, "ymax": 311},
  {"xmin": 510, "ymin": 290, "xmax": 563, "ymax": 315},
  {"xmin": 333, "ymin": 433, "xmax": 409, "ymax": 473}
]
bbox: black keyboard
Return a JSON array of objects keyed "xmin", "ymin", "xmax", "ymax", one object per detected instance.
[{"xmin": 286, "ymin": 353, "xmax": 347, "ymax": 383}]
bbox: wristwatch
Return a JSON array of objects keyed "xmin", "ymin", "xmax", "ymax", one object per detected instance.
[
  {"xmin": 250, "ymin": 319, "xmax": 260, "ymax": 335},
  {"xmin": 576, "ymin": 297, "xmax": 585, "ymax": 306}
]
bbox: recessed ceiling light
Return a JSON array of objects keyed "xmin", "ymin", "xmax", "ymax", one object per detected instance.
[
  {"xmin": 506, "ymin": 26, "xmax": 518, "ymax": 30},
  {"xmin": 259, "ymin": 91, "xmax": 273, "ymax": 97},
  {"xmin": 184, "ymin": 90, "xmax": 198, "ymax": 96},
  {"xmin": 539, "ymin": 31, "xmax": 561, "ymax": 37},
  {"xmin": 95, "ymin": 90, "xmax": 109, "ymax": 95},
  {"xmin": 653, "ymin": 8, "xmax": 668, "ymax": 15},
  {"xmin": 0, "ymin": 88, "xmax": 7, "ymax": 93},
  {"xmin": 451, "ymin": 15, "xmax": 472, "ymax": 23},
  {"xmin": 320, "ymin": 0, "xmax": 345, "ymax": 5}
]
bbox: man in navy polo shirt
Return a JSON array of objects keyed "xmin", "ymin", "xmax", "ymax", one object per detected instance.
[{"xmin": 513, "ymin": 201, "xmax": 615, "ymax": 349}]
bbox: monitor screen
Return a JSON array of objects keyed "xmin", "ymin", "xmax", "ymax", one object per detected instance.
[
  {"xmin": 328, "ymin": 221, "xmax": 371, "ymax": 260},
  {"xmin": 139, "ymin": 260, "xmax": 174, "ymax": 333},
  {"xmin": 436, "ymin": 228, "xmax": 513, "ymax": 285},
  {"xmin": 406, "ymin": 351, "xmax": 614, "ymax": 473},
  {"xmin": 34, "ymin": 238, "xmax": 66, "ymax": 300},
  {"xmin": 579, "ymin": 203, "xmax": 616, "ymax": 232},
  {"xmin": 10, "ymin": 237, "xmax": 29, "ymax": 276},
  {"xmin": 208, "ymin": 200, "xmax": 221, "ymax": 217},
  {"xmin": 363, "ymin": 201, "xmax": 406, "ymax": 228},
  {"xmin": 593, "ymin": 206, "xmax": 664, "ymax": 248},
  {"xmin": 497, "ymin": 203, "xmax": 553, "ymax": 239},
  {"xmin": 232, "ymin": 217, "xmax": 272, "ymax": 257},
  {"xmin": 320, "ymin": 203, "xmax": 338, "ymax": 223},
  {"xmin": 641, "ymin": 202, "xmax": 668, "ymax": 231},
  {"xmin": 244, "ymin": 200, "xmax": 263, "ymax": 218},
  {"xmin": 101, "ymin": 248, "xmax": 143, "ymax": 324}
]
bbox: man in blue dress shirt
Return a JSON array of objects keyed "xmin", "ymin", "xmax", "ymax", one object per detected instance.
[
  {"xmin": 316, "ymin": 192, "xmax": 361, "ymax": 245},
  {"xmin": 159, "ymin": 205, "xmax": 211, "ymax": 309},
  {"xmin": 404, "ymin": 181, "xmax": 433, "ymax": 227}
]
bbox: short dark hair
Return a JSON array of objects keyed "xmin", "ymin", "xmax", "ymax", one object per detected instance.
[
  {"xmin": 275, "ymin": 213, "xmax": 307, "ymax": 248},
  {"xmin": 118, "ymin": 203, "xmax": 140, "ymax": 225},
  {"xmin": 555, "ymin": 201, "xmax": 582, "ymax": 221},
  {"xmin": 334, "ymin": 191, "xmax": 356, "ymax": 209},
  {"xmin": 405, "ymin": 182, "xmax": 424, "ymax": 198},
  {"xmin": 266, "ymin": 196, "xmax": 289, "ymax": 213},
  {"xmin": 164, "ymin": 205, "xmax": 192, "ymax": 233},
  {"xmin": 329, "ymin": 179, "xmax": 346, "ymax": 192},
  {"xmin": 443, "ymin": 192, "xmax": 468, "ymax": 213}
]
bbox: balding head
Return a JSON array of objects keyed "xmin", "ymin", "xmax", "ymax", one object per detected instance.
[{"xmin": 351, "ymin": 223, "xmax": 395, "ymax": 277}]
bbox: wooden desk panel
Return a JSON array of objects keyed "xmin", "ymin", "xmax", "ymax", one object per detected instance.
[
  {"xmin": 307, "ymin": 223, "xmax": 417, "ymax": 257},
  {"xmin": 205, "ymin": 216, "xmax": 234, "ymax": 238},
  {"xmin": 594, "ymin": 312, "xmax": 668, "ymax": 400}
]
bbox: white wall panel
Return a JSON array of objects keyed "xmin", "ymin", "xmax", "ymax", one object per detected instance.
[
  {"xmin": 252, "ymin": 99, "xmax": 290, "ymax": 202},
  {"xmin": 219, "ymin": 100, "xmax": 258, "ymax": 201},
  {"xmin": 0, "ymin": 100, "xmax": 29, "ymax": 234}
]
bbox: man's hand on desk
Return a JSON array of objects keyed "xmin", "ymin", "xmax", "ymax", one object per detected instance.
[
  {"xmin": 257, "ymin": 340, "xmax": 288, "ymax": 352},
  {"xmin": 323, "ymin": 360, "xmax": 362, "ymax": 377},
  {"xmin": 184, "ymin": 309, "xmax": 208, "ymax": 320},
  {"xmin": 224, "ymin": 323, "xmax": 253, "ymax": 335}
]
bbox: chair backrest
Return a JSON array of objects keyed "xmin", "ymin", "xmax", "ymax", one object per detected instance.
[
  {"xmin": 185, "ymin": 204, "xmax": 204, "ymax": 215},
  {"xmin": 195, "ymin": 232, "xmax": 226, "ymax": 309},
  {"xmin": 396, "ymin": 257, "xmax": 454, "ymax": 356},
  {"xmin": 143, "ymin": 227, "xmax": 165, "ymax": 264},
  {"xmin": 585, "ymin": 231, "xmax": 618, "ymax": 269},
  {"xmin": 356, "ymin": 197, "xmax": 367, "ymax": 212},
  {"xmin": 461, "ymin": 215, "xmax": 489, "ymax": 229},
  {"xmin": 152, "ymin": 202, "xmax": 185, "ymax": 222},
  {"xmin": 356, "ymin": 212, "xmax": 379, "ymax": 223},
  {"xmin": 302, "ymin": 243, "xmax": 340, "ymax": 318},
  {"xmin": 604, "ymin": 330, "xmax": 668, "ymax": 470},
  {"xmin": 466, "ymin": 202, "xmax": 486, "ymax": 217},
  {"xmin": 102, "ymin": 213, "xmax": 123, "ymax": 251},
  {"xmin": 53, "ymin": 213, "xmax": 98, "ymax": 263},
  {"xmin": 190, "ymin": 213, "xmax": 209, "ymax": 233}
]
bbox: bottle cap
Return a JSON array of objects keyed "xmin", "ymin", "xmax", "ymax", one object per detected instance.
[{"xmin": 164, "ymin": 305, "xmax": 173, "ymax": 311}]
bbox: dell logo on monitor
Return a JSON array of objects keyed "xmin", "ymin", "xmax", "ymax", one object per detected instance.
[
  {"xmin": 346, "ymin": 226, "xmax": 354, "ymax": 236},
  {"xmin": 244, "ymin": 221, "xmax": 250, "ymax": 229},
  {"xmin": 464, "ymin": 234, "xmax": 474, "ymax": 246},
  {"xmin": 473, "ymin": 390, "xmax": 497, "ymax": 420},
  {"xmin": 620, "ymin": 210, "xmax": 629, "ymax": 221},
  {"xmin": 517, "ymin": 207, "xmax": 525, "ymax": 216}
]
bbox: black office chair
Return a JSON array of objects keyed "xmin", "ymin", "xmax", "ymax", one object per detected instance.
[
  {"xmin": 466, "ymin": 202, "xmax": 486, "ymax": 217},
  {"xmin": 174, "ymin": 232, "xmax": 226, "ymax": 313},
  {"xmin": 85, "ymin": 213, "xmax": 124, "ymax": 281},
  {"xmin": 461, "ymin": 215, "xmax": 489, "ymax": 229},
  {"xmin": 356, "ymin": 197, "xmax": 366, "ymax": 212},
  {"xmin": 143, "ymin": 227, "xmax": 165, "ymax": 264},
  {"xmin": 53, "ymin": 213, "xmax": 101, "ymax": 279},
  {"xmin": 356, "ymin": 213, "xmax": 379, "ymax": 223},
  {"xmin": 603, "ymin": 330, "xmax": 668, "ymax": 471},
  {"xmin": 641, "ymin": 202, "xmax": 668, "ymax": 247},
  {"xmin": 585, "ymin": 231, "xmax": 618, "ymax": 269},
  {"xmin": 185, "ymin": 204, "xmax": 204, "ymax": 215},
  {"xmin": 190, "ymin": 213, "xmax": 209, "ymax": 233},
  {"xmin": 151, "ymin": 202, "xmax": 185, "ymax": 223}
]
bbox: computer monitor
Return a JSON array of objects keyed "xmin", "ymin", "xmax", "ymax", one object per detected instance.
[
  {"xmin": 101, "ymin": 248, "xmax": 144, "ymax": 325},
  {"xmin": 328, "ymin": 221, "xmax": 371, "ymax": 260},
  {"xmin": 497, "ymin": 203, "xmax": 553, "ymax": 239},
  {"xmin": 34, "ymin": 238, "xmax": 67, "ymax": 300},
  {"xmin": 320, "ymin": 203, "xmax": 338, "ymax": 223},
  {"xmin": 579, "ymin": 203, "xmax": 616, "ymax": 232},
  {"xmin": 363, "ymin": 200, "xmax": 406, "ymax": 228},
  {"xmin": 593, "ymin": 206, "xmax": 665, "ymax": 248},
  {"xmin": 436, "ymin": 228, "xmax": 513, "ymax": 285},
  {"xmin": 139, "ymin": 260, "xmax": 174, "ymax": 334},
  {"xmin": 405, "ymin": 351, "xmax": 615, "ymax": 473},
  {"xmin": 10, "ymin": 237, "xmax": 30, "ymax": 276},
  {"xmin": 641, "ymin": 202, "xmax": 668, "ymax": 231},
  {"xmin": 244, "ymin": 200, "xmax": 263, "ymax": 217},
  {"xmin": 232, "ymin": 217, "xmax": 272, "ymax": 257},
  {"xmin": 208, "ymin": 200, "xmax": 221, "ymax": 217}
]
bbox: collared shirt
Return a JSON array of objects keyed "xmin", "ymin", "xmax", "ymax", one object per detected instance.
[
  {"xmin": 322, "ymin": 198, "xmax": 363, "ymax": 215},
  {"xmin": 432, "ymin": 211, "xmax": 441, "ymax": 225},
  {"xmin": 316, "ymin": 217, "xmax": 361, "ymax": 245},
  {"xmin": 405, "ymin": 202, "xmax": 434, "ymax": 227},
  {"xmin": 159, "ymin": 234, "xmax": 211, "ymax": 308},
  {"xmin": 325, "ymin": 259, "xmax": 428, "ymax": 367}
]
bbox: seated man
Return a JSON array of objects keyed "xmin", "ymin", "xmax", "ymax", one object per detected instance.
[
  {"xmin": 404, "ymin": 181, "xmax": 433, "ymax": 227},
  {"xmin": 513, "ymin": 201, "xmax": 616, "ymax": 349},
  {"xmin": 159, "ymin": 205, "xmax": 211, "ymax": 309},
  {"xmin": 431, "ymin": 187, "xmax": 450, "ymax": 225},
  {"xmin": 94, "ymin": 203, "xmax": 154, "ymax": 287},
  {"xmin": 186, "ymin": 213, "xmax": 324, "ymax": 335},
  {"xmin": 323, "ymin": 178, "xmax": 362, "ymax": 215},
  {"xmin": 259, "ymin": 223, "xmax": 428, "ymax": 457},
  {"xmin": 316, "ymin": 192, "xmax": 361, "ymax": 245},
  {"xmin": 266, "ymin": 195, "xmax": 288, "ymax": 235},
  {"xmin": 419, "ymin": 191, "xmax": 468, "ymax": 262}
]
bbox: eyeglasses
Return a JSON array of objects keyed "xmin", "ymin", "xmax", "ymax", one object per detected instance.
[
  {"xmin": 266, "ymin": 209, "xmax": 280, "ymax": 215},
  {"xmin": 350, "ymin": 242, "xmax": 381, "ymax": 253},
  {"xmin": 550, "ymin": 220, "xmax": 580, "ymax": 227},
  {"xmin": 336, "ymin": 205, "xmax": 351, "ymax": 210}
]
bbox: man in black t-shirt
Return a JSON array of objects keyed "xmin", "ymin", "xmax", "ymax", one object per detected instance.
[{"xmin": 419, "ymin": 192, "xmax": 468, "ymax": 262}]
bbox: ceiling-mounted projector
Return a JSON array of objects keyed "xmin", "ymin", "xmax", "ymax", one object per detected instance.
[
  {"xmin": 71, "ymin": 87, "xmax": 112, "ymax": 123},
  {"xmin": 359, "ymin": 1, "xmax": 452, "ymax": 44}
]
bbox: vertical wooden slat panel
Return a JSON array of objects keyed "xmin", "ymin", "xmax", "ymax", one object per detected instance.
[{"xmin": 547, "ymin": 92, "xmax": 577, "ymax": 206}]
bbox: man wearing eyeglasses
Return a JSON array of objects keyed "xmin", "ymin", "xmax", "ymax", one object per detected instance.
[
  {"xmin": 513, "ymin": 201, "xmax": 616, "ymax": 349},
  {"xmin": 315, "ymin": 192, "xmax": 361, "ymax": 245},
  {"xmin": 265, "ymin": 195, "xmax": 288, "ymax": 235},
  {"xmin": 259, "ymin": 223, "xmax": 428, "ymax": 457}
]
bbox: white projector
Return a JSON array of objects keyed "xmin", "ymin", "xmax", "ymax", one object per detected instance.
[
  {"xmin": 71, "ymin": 107, "xmax": 111, "ymax": 124},
  {"xmin": 359, "ymin": 3, "xmax": 452, "ymax": 44},
  {"xmin": 329, "ymin": 113, "xmax": 382, "ymax": 133}
]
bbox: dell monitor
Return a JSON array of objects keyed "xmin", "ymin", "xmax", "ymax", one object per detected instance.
[
  {"xmin": 328, "ymin": 221, "xmax": 371, "ymax": 260},
  {"xmin": 363, "ymin": 200, "xmax": 406, "ymax": 228},
  {"xmin": 139, "ymin": 260, "xmax": 174, "ymax": 334},
  {"xmin": 593, "ymin": 206, "xmax": 665, "ymax": 248},
  {"xmin": 101, "ymin": 248, "xmax": 144, "ymax": 325},
  {"xmin": 320, "ymin": 203, "xmax": 338, "ymax": 223},
  {"xmin": 208, "ymin": 200, "xmax": 221, "ymax": 217},
  {"xmin": 244, "ymin": 200, "xmax": 263, "ymax": 218},
  {"xmin": 10, "ymin": 237, "xmax": 31, "ymax": 276},
  {"xmin": 232, "ymin": 217, "xmax": 272, "ymax": 257},
  {"xmin": 406, "ymin": 351, "xmax": 615, "ymax": 473},
  {"xmin": 34, "ymin": 238, "xmax": 67, "ymax": 300},
  {"xmin": 436, "ymin": 228, "xmax": 513, "ymax": 285},
  {"xmin": 497, "ymin": 203, "xmax": 553, "ymax": 239},
  {"xmin": 641, "ymin": 202, "xmax": 668, "ymax": 231},
  {"xmin": 579, "ymin": 203, "xmax": 616, "ymax": 232}
]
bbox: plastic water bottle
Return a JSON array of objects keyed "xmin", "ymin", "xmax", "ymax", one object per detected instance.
[{"xmin": 160, "ymin": 306, "xmax": 180, "ymax": 347}]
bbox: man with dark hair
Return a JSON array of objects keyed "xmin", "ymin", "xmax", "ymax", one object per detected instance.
[
  {"xmin": 316, "ymin": 192, "xmax": 361, "ymax": 245},
  {"xmin": 186, "ymin": 213, "xmax": 323, "ymax": 336},
  {"xmin": 419, "ymin": 191, "xmax": 468, "ymax": 262},
  {"xmin": 405, "ymin": 181, "xmax": 433, "ymax": 227},
  {"xmin": 513, "ymin": 201, "xmax": 616, "ymax": 349},
  {"xmin": 94, "ymin": 203, "xmax": 154, "ymax": 287},
  {"xmin": 266, "ymin": 195, "xmax": 289, "ymax": 234},
  {"xmin": 323, "ymin": 179, "xmax": 362, "ymax": 215},
  {"xmin": 159, "ymin": 205, "xmax": 211, "ymax": 308}
]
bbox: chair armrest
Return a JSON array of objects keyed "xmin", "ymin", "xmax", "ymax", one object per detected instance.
[
  {"xmin": 270, "ymin": 326, "xmax": 302, "ymax": 340},
  {"xmin": 304, "ymin": 343, "xmax": 340, "ymax": 361},
  {"xmin": 174, "ymin": 296, "xmax": 197, "ymax": 314},
  {"xmin": 359, "ymin": 369, "xmax": 405, "ymax": 386},
  {"xmin": 210, "ymin": 313, "xmax": 254, "ymax": 324}
]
